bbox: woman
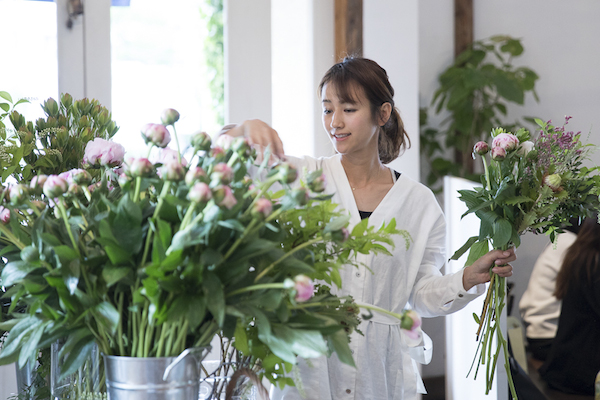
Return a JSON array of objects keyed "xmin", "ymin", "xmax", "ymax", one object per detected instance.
[
  {"xmin": 226, "ymin": 57, "xmax": 515, "ymax": 400},
  {"xmin": 539, "ymin": 217, "xmax": 600, "ymax": 396}
]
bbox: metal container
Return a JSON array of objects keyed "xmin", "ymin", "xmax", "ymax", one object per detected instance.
[{"xmin": 104, "ymin": 348, "xmax": 209, "ymax": 400}]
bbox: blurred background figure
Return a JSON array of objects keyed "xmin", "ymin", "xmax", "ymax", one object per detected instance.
[
  {"xmin": 519, "ymin": 220, "xmax": 581, "ymax": 362},
  {"xmin": 538, "ymin": 216, "xmax": 600, "ymax": 396}
]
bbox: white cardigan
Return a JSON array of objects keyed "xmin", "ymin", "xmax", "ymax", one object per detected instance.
[{"xmin": 270, "ymin": 154, "xmax": 485, "ymax": 400}]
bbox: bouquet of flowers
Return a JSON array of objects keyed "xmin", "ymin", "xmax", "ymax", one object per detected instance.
[
  {"xmin": 0, "ymin": 96, "xmax": 419, "ymax": 398},
  {"xmin": 451, "ymin": 117, "xmax": 600, "ymax": 399}
]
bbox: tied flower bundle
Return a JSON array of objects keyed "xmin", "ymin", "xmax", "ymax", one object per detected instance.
[
  {"xmin": 452, "ymin": 117, "xmax": 600, "ymax": 399},
  {"xmin": 0, "ymin": 102, "xmax": 421, "ymax": 396}
]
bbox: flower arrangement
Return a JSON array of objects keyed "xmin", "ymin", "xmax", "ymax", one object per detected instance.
[
  {"xmin": 452, "ymin": 117, "xmax": 600, "ymax": 399},
  {"xmin": 0, "ymin": 96, "xmax": 419, "ymax": 397}
]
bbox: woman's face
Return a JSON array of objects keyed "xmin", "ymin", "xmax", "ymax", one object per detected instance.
[{"xmin": 321, "ymin": 82, "xmax": 380, "ymax": 158}]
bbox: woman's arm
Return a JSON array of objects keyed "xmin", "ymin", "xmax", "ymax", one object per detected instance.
[{"xmin": 462, "ymin": 248, "xmax": 516, "ymax": 291}]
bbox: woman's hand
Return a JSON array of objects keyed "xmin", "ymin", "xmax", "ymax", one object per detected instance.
[
  {"xmin": 462, "ymin": 248, "xmax": 516, "ymax": 291},
  {"xmin": 222, "ymin": 119, "xmax": 286, "ymax": 161}
]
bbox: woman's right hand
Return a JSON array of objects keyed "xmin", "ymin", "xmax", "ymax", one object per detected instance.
[{"xmin": 221, "ymin": 119, "xmax": 286, "ymax": 161}]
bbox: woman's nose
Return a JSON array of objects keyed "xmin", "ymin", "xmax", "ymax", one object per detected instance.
[{"xmin": 331, "ymin": 112, "xmax": 343, "ymax": 128}]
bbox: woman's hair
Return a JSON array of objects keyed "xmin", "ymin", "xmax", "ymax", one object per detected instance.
[
  {"xmin": 318, "ymin": 57, "xmax": 410, "ymax": 164},
  {"xmin": 554, "ymin": 216, "xmax": 600, "ymax": 299}
]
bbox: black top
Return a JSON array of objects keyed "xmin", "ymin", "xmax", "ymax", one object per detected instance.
[
  {"xmin": 539, "ymin": 274, "xmax": 600, "ymax": 395},
  {"xmin": 358, "ymin": 171, "xmax": 401, "ymax": 220}
]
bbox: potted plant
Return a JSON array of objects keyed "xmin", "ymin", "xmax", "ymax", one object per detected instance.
[{"xmin": 0, "ymin": 101, "xmax": 416, "ymax": 399}]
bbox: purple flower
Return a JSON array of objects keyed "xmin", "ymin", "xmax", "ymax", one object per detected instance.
[
  {"xmin": 473, "ymin": 141, "xmax": 489, "ymax": 156},
  {"xmin": 83, "ymin": 138, "xmax": 125, "ymax": 168},
  {"xmin": 491, "ymin": 147, "xmax": 506, "ymax": 161},
  {"xmin": 492, "ymin": 133, "xmax": 519, "ymax": 151},
  {"xmin": 142, "ymin": 123, "xmax": 171, "ymax": 148},
  {"xmin": 188, "ymin": 182, "xmax": 212, "ymax": 203},
  {"xmin": 160, "ymin": 108, "xmax": 180, "ymax": 126},
  {"xmin": 0, "ymin": 206, "xmax": 10, "ymax": 224},
  {"xmin": 185, "ymin": 166, "xmax": 207, "ymax": 187},
  {"xmin": 293, "ymin": 275, "xmax": 314, "ymax": 302},
  {"xmin": 213, "ymin": 185, "xmax": 237, "ymax": 209},
  {"xmin": 252, "ymin": 198, "xmax": 273, "ymax": 219},
  {"xmin": 43, "ymin": 175, "xmax": 68, "ymax": 198},
  {"xmin": 211, "ymin": 163, "xmax": 234, "ymax": 184}
]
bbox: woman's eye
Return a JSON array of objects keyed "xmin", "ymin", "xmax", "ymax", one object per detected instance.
[
  {"xmin": 344, "ymin": 109, "xmax": 356, "ymax": 113},
  {"xmin": 323, "ymin": 109, "xmax": 332, "ymax": 115}
]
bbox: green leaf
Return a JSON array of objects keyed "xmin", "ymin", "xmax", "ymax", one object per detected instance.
[
  {"xmin": 1, "ymin": 260, "xmax": 43, "ymax": 287},
  {"xmin": 492, "ymin": 219, "xmax": 512, "ymax": 249},
  {"xmin": 261, "ymin": 326, "xmax": 327, "ymax": 364},
  {"xmin": 105, "ymin": 244, "xmax": 132, "ymax": 265},
  {"xmin": 0, "ymin": 103, "xmax": 9, "ymax": 112},
  {"xmin": 0, "ymin": 317, "xmax": 39, "ymax": 364},
  {"xmin": 233, "ymin": 321, "xmax": 249, "ymax": 354},
  {"xmin": 465, "ymin": 240, "xmax": 489, "ymax": 267},
  {"xmin": 58, "ymin": 332, "xmax": 96, "ymax": 380},
  {"xmin": 90, "ymin": 302, "xmax": 120, "ymax": 335},
  {"xmin": 450, "ymin": 236, "xmax": 479, "ymax": 261},
  {"xmin": 0, "ymin": 91, "xmax": 13, "ymax": 103},
  {"xmin": 327, "ymin": 328, "xmax": 355, "ymax": 367},
  {"xmin": 473, "ymin": 313, "xmax": 480, "ymax": 324},
  {"xmin": 204, "ymin": 272, "xmax": 225, "ymax": 326},
  {"xmin": 102, "ymin": 266, "xmax": 131, "ymax": 286}
]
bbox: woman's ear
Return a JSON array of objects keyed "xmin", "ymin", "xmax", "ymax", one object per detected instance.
[{"xmin": 378, "ymin": 102, "xmax": 392, "ymax": 126}]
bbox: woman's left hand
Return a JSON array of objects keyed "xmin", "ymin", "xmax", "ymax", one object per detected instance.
[{"xmin": 462, "ymin": 248, "xmax": 516, "ymax": 291}]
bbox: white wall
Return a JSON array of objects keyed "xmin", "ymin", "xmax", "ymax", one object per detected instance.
[{"xmin": 419, "ymin": 0, "xmax": 600, "ymax": 381}]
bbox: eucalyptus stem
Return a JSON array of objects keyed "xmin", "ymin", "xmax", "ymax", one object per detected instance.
[{"xmin": 254, "ymin": 237, "xmax": 323, "ymax": 282}]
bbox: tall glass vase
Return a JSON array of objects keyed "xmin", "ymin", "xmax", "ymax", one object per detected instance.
[{"xmin": 51, "ymin": 340, "xmax": 106, "ymax": 399}]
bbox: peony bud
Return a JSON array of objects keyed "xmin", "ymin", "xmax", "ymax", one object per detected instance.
[
  {"xmin": 211, "ymin": 163, "xmax": 234, "ymax": 184},
  {"xmin": 491, "ymin": 147, "xmax": 506, "ymax": 161},
  {"xmin": 232, "ymin": 137, "xmax": 252, "ymax": 157},
  {"xmin": 43, "ymin": 175, "xmax": 68, "ymax": 198},
  {"xmin": 191, "ymin": 131, "xmax": 211, "ymax": 151},
  {"xmin": 9, "ymin": 184, "xmax": 29, "ymax": 206},
  {"xmin": 252, "ymin": 198, "xmax": 273, "ymax": 219},
  {"xmin": 215, "ymin": 134, "xmax": 235, "ymax": 150},
  {"xmin": 213, "ymin": 185, "xmax": 237, "ymax": 209},
  {"xmin": 142, "ymin": 123, "xmax": 171, "ymax": 148},
  {"xmin": 492, "ymin": 133, "xmax": 519, "ymax": 151},
  {"xmin": 160, "ymin": 108, "xmax": 180, "ymax": 126},
  {"xmin": 68, "ymin": 183, "xmax": 82, "ymax": 196},
  {"xmin": 188, "ymin": 182, "xmax": 212, "ymax": 203},
  {"xmin": 185, "ymin": 166, "xmax": 207, "ymax": 187},
  {"xmin": 289, "ymin": 187, "xmax": 309, "ymax": 206},
  {"xmin": 274, "ymin": 163, "xmax": 298, "ymax": 184},
  {"xmin": 308, "ymin": 173, "xmax": 327, "ymax": 193},
  {"xmin": 331, "ymin": 227, "xmax": 350, "ymax": 243},
  {"xmin": 83, "ymin": 138, "xmax": 125, "ymax": 168},
  {"xmin": 0, "ymin": 206, "xmax": 10, "ymax": 224},
  {"xmin": 210, "ymin": 146, "xmax": 226, "ymax": 162},
  {"xmin": 401, "ymin": 310, "xmax": 422, "ymax": 341},
  {"xmin": 30, "ymin": 175, "xmax": 48, "ymax": 195},
  {"xmin": 473, "ymin": 141, "xmax": 489, "ymax": 155},
  {"xmin": 293, "ymin": 275, "xmax": 314, "ymax": 302},
  {"xmin": 516, "ymin": 140, "xmax": 535, "ymax": 157},
  {"xmin": 544, "ymin": 174, "xmax": 562, "ymax": 192},
  {"xmin": 69, "ymin": 168, "xmax": 92, "ymax": 185},
  {"xmin": 161, "ymin": 161, "xmax": 186, "ymax": 181},
  {"xmin": 129, "ymin": 158, "xmax": 154, "ymax": 178}
]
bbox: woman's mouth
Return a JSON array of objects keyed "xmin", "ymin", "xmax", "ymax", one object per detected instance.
[{"xmin": 333, "ymin": 133, "xmax": 350, "ymax": 140}]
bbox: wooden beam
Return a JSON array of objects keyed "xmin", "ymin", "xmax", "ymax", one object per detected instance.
[
  {"xmin": 454, "ymin": 0, "xmax": 473, "ymax": 58},
  {"xmin": 334, "ymin": 0, "xmax": 362, "ymax": 61}
]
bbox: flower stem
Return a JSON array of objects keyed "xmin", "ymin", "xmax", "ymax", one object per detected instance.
[
  {"xmin": 0, "ymin": 224, "xmax": 26, "ymax": 250},
  {"xmin": 133, "ymin": 176, "xmax": 142, "ymax": 203},
  {"xmin": 172, "ymin": 125, "xmax": 182, "ymax": 165},
  {"xmin": 57, "ymin": 199, "xmax": 81, "ymax": 257},
  {"xmin": 140, "ymin": 181, "xmax": 171, "ymax": 268},
  {"xmin": 254, "ymin": 237, "xmax": 323, "ymax": 282},
  {"xmin": 226, "ymin": 282, "xmax": 286, "ymax": 298},
  {"xmin": 355, "ymin": 302, "xmax": 404, "ymax": 322}
]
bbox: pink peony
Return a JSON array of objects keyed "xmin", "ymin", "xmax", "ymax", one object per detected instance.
[
  {"xmin": 293, "ymin": 275, "xmax": 314, "ymax": 302},
  {"xmin": 491, "ymin": 147, "xmax": 506, "ymax": 161},
  {"xmin": 142, "ymin": 123, "xmax": 171, "ymax": 148},
  {"xmin": 401, "ymin": 310, "xmax": 422, "ymax": 341},
  {"xmin": 185, "ymin": 166, "xmax": 207, "ymax": 187},
  {"xmin": 473, "ymin": 141, "xmax": 489, "ymax": 155},
  {"xmin": 211, "ymin": 163, "xmax": 234, "ymax": 184},
  {"xmin": 215, "ymin": 133, "xmax": 235, "ymax": 150},
  {"xmin": 492, "ymin": 133, "xmax": 519, "ymax": 151},
  {"xmin": 129, "ymin": 158, "xmax": 154, "ymax": 177},
  {"xmin": 188, "ymin": 182, "xmax": 212, "ymax": 203},
  {"xmin": 252, "ymin": 198, "xmax": 273, "ymax": 219},
  {"xmin": 83, "ymin": 138, "xmax": 125, "ymax": 168},
  {"xmin": 0, "ymin": 206, "xmax": 10, "ymax": 224},
  {"xmin": 213, "ymin": 185, "xmax": 237, "ymax": 209},
  {"xmin": 158, "ymin": 148, "xmax": 188, "ymax": 167},
  {"xmin": 160, "ymin": 108, "xmax": 180, "ymax": 126},
  {"xmin": 161, "ymin": 161, "xmax": 186, "ymax": 182},
  {"xmin": 191, "ymin": 131, "xmax": 211, "ymax": 151},
  {"xmin": 43, "ymin": 175, "xmax": 68, "ymax": 198},
  {"xmin": 30, "ymin": 175, "xmax": 48, "ymax": 195}
]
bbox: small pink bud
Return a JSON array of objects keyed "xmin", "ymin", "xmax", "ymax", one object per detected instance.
[
  {"xmin": 252, "ymin": 198, "xmax": 273, "ymax": 219},
  {"xmin": 43, "ymin": 175, "xmax": 68, "ymax": 198},
  {"xmin": 211, "ymin": 163, "xmax": 234, "ymax": 184},
  {"xmin": 142, "ymin": 123, "xmax": 171, "ymax": 148},
  {"xmin": 9, "ymin": 184, "xmax": 29, "ymax": 206},
  {"xmin": 188, "ymin": 182, "xmax": 212, "ymax": 203},
  {"xmin": 293, "ymin": 275, "xmax": 314, "ymax": 302},
  {"xmin": 30, "ymin": 175, "xmax": 48, "ymax": 195},
  {"xmin": 213, "ymin": 185, "xmax": 237, "ymax": 209},
  {"xmin": 0, "ymin": 206, "xmax": 10, "ymax": 224},
  {"xmin": 161, "ymin": 161, "xmax": 186, "ymax": 181},
  {"xmin": 401, "ymin": 310, "xmax": 422, "ymax": 341},
  {"xmin": 129, "ymin": 158, "xmax": 154, "ymax": 177},
  {"xmin": 191, "ymin": 131, "xmax": 211, "ymax": 151},
  {"xmin": 185, "ymin": 166, "xmax": 207, "ymax": 187},
  {"xmin": 210, "ymin": 146, "xmax": 226, "ymax": 161},
  {"xmin": 491, "ymin": 147, "xmax": 506, "ymax": 161},
  {"xmin": 308, "ymin": 173, "xmax": 326, "ymax": 193},
  {"xmin": 160, "ymin": 108, "xmax": 180, "ymax": 126},
  {"xmin": 70, "ymin": 168, "xmax": 92, "ymax": 185},
  {"xmin": 274, "ymin": 163, "xmax": 298, "ymax": 184},
  {"xmin": 473, "ymin": 141, "xmax": 489, "ymax": 155}
]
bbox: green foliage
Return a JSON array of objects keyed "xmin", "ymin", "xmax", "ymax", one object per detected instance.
[{"xmin": 420, "ymin": 36, "xmax": 540, "ymax": 192}]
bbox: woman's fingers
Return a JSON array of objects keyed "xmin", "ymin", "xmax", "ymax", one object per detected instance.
[{"xmin": 491, "ymin": 263, "xmax": 513, "ymax": 277}]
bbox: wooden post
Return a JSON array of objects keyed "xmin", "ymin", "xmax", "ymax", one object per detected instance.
[
  {"xmin": 334, "ymin": 0, "xmax": 362, "ymax": 61},
  {"xmin": 454, "ymin": 0, "xmax": 473, "ymax": 172}
]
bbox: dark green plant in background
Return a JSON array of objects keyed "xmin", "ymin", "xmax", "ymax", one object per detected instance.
[
  {"xmin": 200, "ymin": 0, "xmax": 224, "ymax": 126},
  {"xmin": 420, "ymin": 36, "xmax": 540, "ymax": 192}
]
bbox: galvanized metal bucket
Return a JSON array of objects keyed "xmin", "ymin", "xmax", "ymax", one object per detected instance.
[{"xmin": 104, "ymin": 348, "xmax": 210, "ymax": 400}]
